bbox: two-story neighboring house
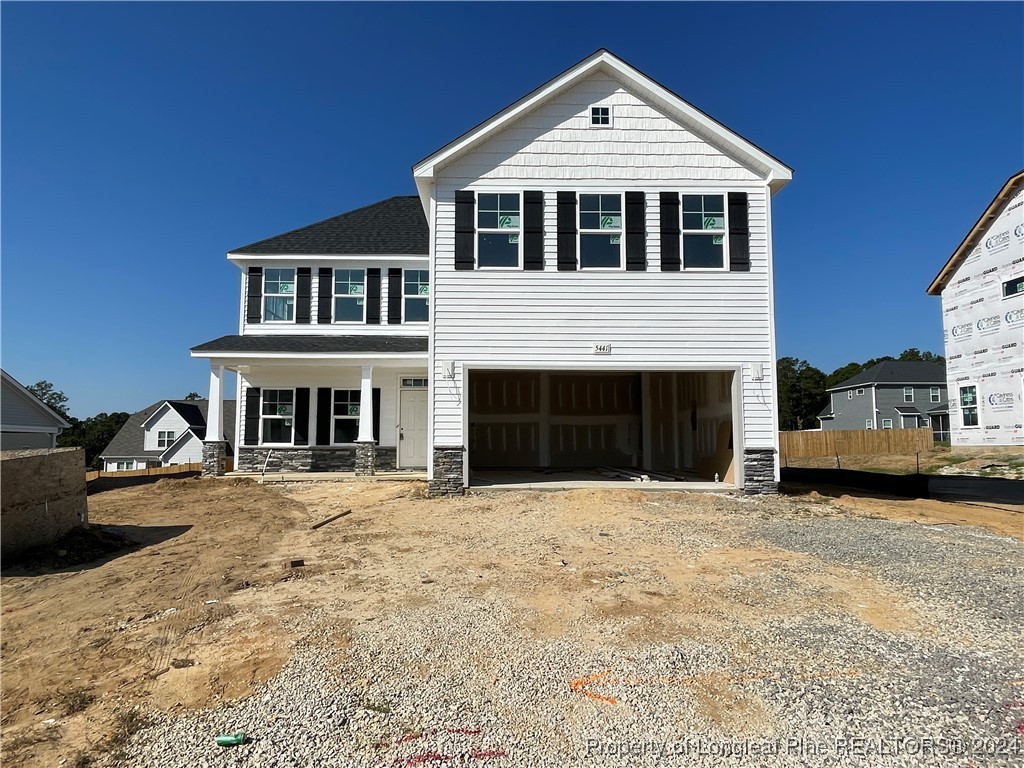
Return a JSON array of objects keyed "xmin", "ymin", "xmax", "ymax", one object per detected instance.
[
  {"xmin": 99, "ymin": 399, "xmax": 236, "ymax": 471},
  {"xmin": 0, "ymin": 369, "xmax": 70, "ymax": 450},
  {"xmin": 817, "ymin": 361, "xmax": 947, "ymax": 433},
  {"xmin": 191, "ymin": 50, "xmax": 793, "ymax": 495},
  {"xmin": 927, "ymin": 170, "xmax": 1024, "ymax": 447}
]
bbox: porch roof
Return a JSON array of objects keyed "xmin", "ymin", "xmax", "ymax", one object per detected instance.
[{"xmin": 191, "ymin": 334, "xmax": 428, "ymax": 356}]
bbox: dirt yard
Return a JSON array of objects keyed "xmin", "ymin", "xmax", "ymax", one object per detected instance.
[
  {"xmin": 1, "ymin": 478, "xmax": 1021, "ymax": 767},
  {"xmin": 784, "ymin": 445, "xmax": 1024, "ymax": 478}
]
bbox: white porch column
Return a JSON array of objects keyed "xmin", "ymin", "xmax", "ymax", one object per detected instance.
[
  {"xmin": 357, "ymin": 364, "xmax": 375, "ymax": 442},
  {"xmin": 207, "ymin": 364, "xmax": 224, "ymax": 441}
]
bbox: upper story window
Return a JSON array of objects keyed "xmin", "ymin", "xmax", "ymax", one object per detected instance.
[
  {"xmin": 930, "ymin": 386, "xmax": 941, "ymax": 403},
  {"xmin": 404, "ymin": 269, "xmax": 429, "ymax": 322},
  {"xmin": 263, "ymin": 268, "xmax": 295, "ymax": 322},
  {"xmin": 334, "ymin": 269, "xmax": 365, "ymax": 322},
  {"xmin": 477, "ymin": 193, "xmax": 520, "ymax": 268},
  {"xmin": 157, "ymin": 430, "xmax": 175, "ymax": 448},
  {"xmin": 847, "ymin": 390, "xmax": 854, "ymax": 400},
  {"xmin": 856, "ymin": 388, "xmax": 864, "ymax": 396},
  {"xmin": 903, "ymin": 387, "xmax": 914, "ymax": 403},
  {"xmin": 579, "ymin": 194, "xmax": 622, "ymax": 268},
  {"xmin": 1004, "ymin": 276, "xmax": 1024, "ymax": 298},
  {"xmin": 261, "ymin": 389, "xmax": 294, "ymax": 444},
  {"xmin": 590, "ymin": 106, "xmax": 611, "ymax": 126},
  {"xmin": 959, "ymin": 385, "xmax": 978, "ymax": 427},
  {"xmin": 682, "ymin": 195, "xmax": 727, "ymax": 269}
]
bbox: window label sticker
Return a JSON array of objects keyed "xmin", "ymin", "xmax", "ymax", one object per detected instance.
[
  {"xmin": 508, "ymin": 234, "xmax": 519, "ymax": 244},
  {"xmin": 609, "ymin": 235, "xmax": 621, "ymax": 244},
  {"xmin": 349, "ymin": 285, "xmax": 363, "ymax": 295},
  {"xmin": 418, "ymin": 285, "xmax": 429, "ymax": 295},
  {"xmin": 713, "ymin": 235, "xmax": 724, "ymax": 245},
  {"xmin": 499, "ymin": 215, "xmax": 519, "ymax": 228},
  {"xmin": 601, "ymin": 215, "xmax": 621, "ymax": 229},
  {"xmin": 704, "ymin": 216, "xmax": 724, "ymax": 230}
]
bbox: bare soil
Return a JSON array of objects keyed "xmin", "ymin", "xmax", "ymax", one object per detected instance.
[{"xmin": 1, "ymin": 477, "xmax": 1020, "ymax": 766}]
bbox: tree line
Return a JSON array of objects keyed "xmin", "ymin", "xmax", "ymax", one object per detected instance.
[{"xmin": 777, "ymin": 348, "xmax": 945, "ymax": 431}]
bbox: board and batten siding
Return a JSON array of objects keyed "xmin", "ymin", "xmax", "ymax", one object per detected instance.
[
  {"xmin": 429, "ymin": 73, "xmax": 778, "ymax": 463},
  {"xmin": 237, "ymin": 258, "xmax": 428, "ymax": 336}
]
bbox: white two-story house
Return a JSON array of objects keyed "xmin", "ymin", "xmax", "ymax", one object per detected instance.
[{"xmin": 191, "ymin": 50, "xmax": 792, "ymax": 495}]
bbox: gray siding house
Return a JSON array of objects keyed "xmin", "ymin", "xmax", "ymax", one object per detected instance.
[
  {"xmin": 818, "ymin": 361, "xmax": 946, "ymax": 432},
  {"xmin": 0, "ymin": 369, "xmax": 71, "ymax": 450}
]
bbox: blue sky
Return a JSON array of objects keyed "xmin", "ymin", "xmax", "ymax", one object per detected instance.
[{"xmin": 3, "ymin": 2, "xmax": 1021, "ymax": 417}]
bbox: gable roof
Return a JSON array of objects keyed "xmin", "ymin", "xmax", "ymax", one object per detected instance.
[
  {"xmin": 413, "ymin": 49, "xmax": 793, "ymax": 201},
  {"xmin": 0, "ymin": 369, "xmax": 72, "ymax": 430},
  {"xmin": 100, "ymin": 399, "xmax": 236, "ymax": 460},
  {"xmin": 827, "ymin": 361, "xmax": 947, "ymax": 391},
  {"xmin": 927, "ymin": 170, "xmax": 1024, "ymax": 295},
  {"xmin": 229, "ymin": 196, "xmax": 428, "ymax": 257}
]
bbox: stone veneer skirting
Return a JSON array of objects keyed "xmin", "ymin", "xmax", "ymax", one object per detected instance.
[
  {"xmin": 743, "ymin": 448, "xmax": 778, "ymax": 494},
  {"xmin": 236, "ymin": 446, "xmax": 401, "ymax": 474},
  {"xmin": 429, "ymin": 446, "xmax": 465, "ymax": 497},
  {"xmin": 202, "ymin": 441, "xmax": 227, "ymax": 476}
]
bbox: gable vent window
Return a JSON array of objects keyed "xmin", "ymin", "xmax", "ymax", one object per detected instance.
[
  {"xmin": 477, "ymin": 193, "xmax": 521, "ymax": 268},
  {"xmin": 590, "ymin": 106, "xmax": 611, "ymax": 126},
  {"xmin": 157, "ymin": 430, "xmax": 175, "ymax": 448}
]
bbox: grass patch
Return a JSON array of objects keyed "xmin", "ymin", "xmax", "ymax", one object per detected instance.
[{"xmin": 58, "ymin": 687, "xmax": 96, "ymax": 716}]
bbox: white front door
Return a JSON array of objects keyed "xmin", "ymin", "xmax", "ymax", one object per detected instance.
[{"xmin": 398, "ymin": 389, "xmax": 428, "ymax": 468}]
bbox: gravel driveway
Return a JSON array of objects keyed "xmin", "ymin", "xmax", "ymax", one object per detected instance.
[{"xmin": 109, "ymin": 488, "xmax": 1023, "ymax": 768}]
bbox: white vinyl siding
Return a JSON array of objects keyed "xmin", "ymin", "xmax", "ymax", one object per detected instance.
[
  {"xmin": 238, "ymin": 258, "xmax": 429, "ymax": 335},
  {"xmin": 143, "ymin": 406, "xmax": 191, "ymax": 451},
  {"xmin": 432, "ymin": 185, "xmax": 774, "ymax": 451},
  {"xmin": 442, "ymin": 73, "xmax": 761, "ymax": 184}
]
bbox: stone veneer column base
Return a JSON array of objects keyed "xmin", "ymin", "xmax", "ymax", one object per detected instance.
[
  {"xmin": 428, "ymin": 446, "xmax": 465, "ymax": 497},
  {"xmin": 743, "ymin": 448, "xmax": 778, "ymax": 494},
  {"xmin": 355, "ymin": 442, "xmax": 376, "ymax": 476},
  {"xmin": 202, "ymin": 441, "xmax": 227, "ymax": 477}
]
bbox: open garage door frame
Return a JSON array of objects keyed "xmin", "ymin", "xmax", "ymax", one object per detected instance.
[{"xmin": 462, "ymin": 364, "xmax": 745, "ymax": 488}]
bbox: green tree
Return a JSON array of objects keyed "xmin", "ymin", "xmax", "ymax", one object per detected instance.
[
  {"xmin": 25, "ymin": 380, "xmax": 70, "ymax": 419},
  {"xmin": 777, "ymin": 357, "xmax": 828, "ymax": 431},
  {"xmin": 184, "ymin": 392, "xmax": 201, "ymax": 400},
  {"xmin": 58, "ymin": 412, "xmax": 131, "ymax": 469}
]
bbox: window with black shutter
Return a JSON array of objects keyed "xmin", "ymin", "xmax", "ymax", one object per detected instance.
[
  {"xmin": 659, "ymin": 193, "xmax": 680, "ymax": 271},
  {"xmin": 454, "ymin": 191, "xmax": 475, "ymax": 270},
  {"xmin": 523, "ymin": 191, "xmax": 544, "ymax": 270},
  {"xmin": 556, "ymin": 192, "xmax": 577, "ymax": 271},
  {"xmin": 624, "ymin": 192, "xmax": 646, "ymax": 271}
]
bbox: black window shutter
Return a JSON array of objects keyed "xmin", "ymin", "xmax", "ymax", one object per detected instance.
[
  {"xmin": 316, "ymin": 388, "xmax": 332, "ymax": 445},
  {"xmin": 556, "ymin": 191, "xmax": 577, "ymax": 271},
  {"xmin": 728, "ymin": 192, "xmax": 750, "ymax": 272},
  {"xmin": 372, "ymin": 388, "xmax": 381, "ymax": 442},
  {"xmin": 243, "ymin": 387, "xmax": 261, "ymax": 445},
  {"xmin": 455, "ymin": 191, "xmax": 475, "ymax": 270},
  {"xmin": 295, "ymin": 268, "xmax": 311, "ymax": 323},
  {"xmin": 317, "ymin": 267, "xmax": 333, "ymax": 323},
  {"xmin": 246, "ymin": 267, "xmax": 263, "ymax": 323},
  {"xmin": 293, "ymin": 388, "xmax": 310, "ymax": 445},
  {"xmin": 523, "ymin": 191, "xmax": 545, "ymax": 270},
  {"xmin": 387, "ymin": 268, "xmax": 403, "ymax": 324},
  {"xmin": 365, "ymin": 268, "xmax": 381, "ymax": 324},
  {"xmin": 625, "ymin": 192, "xmax": 646, "ymax": 271},
  {"xmin": 659, "ymin": 192, "xmax": 680, "ymax": 271}
]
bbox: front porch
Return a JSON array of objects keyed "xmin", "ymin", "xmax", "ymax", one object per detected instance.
[{"xmin": 190, "ymin": 335, "xmax": 428, "ymax": 477}]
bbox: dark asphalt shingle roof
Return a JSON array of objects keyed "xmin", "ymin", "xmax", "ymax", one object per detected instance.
[
  {"xmin": 191, "ymin": 335, "xmax": 428, "ymax": 354},
  {"xmin": 894, "ymin": 407, "xmax": 923, "ymax": 416},
  {"xmin": 100, "ymin": 399, "xmax": 236, "ymax": 460},
  {"xmin": 829, "ymin": 361, "xmax": 946, "ymax": 390},
  {"xmin": 927, "ymin": 400, "xmax": 950, "ymax": 415},
  {"xmin": 230, "ymin": 196, "xmax": 428, "ymax": 255}
]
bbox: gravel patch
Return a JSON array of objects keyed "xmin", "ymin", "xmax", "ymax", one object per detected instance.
[{"xmin": 111, "ymin": 496, "xmax": 1024, "ymax": 768}]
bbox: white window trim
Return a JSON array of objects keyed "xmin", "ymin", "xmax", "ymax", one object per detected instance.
[
  {"xmin": 333, "ymin": 268, "xmax": 367, "ymax": 324},
  {"xmin": 402, "ymin": 268, "xmax": 429, "ymax": 324},
  {"xmin": 930, "ymin": 387, "xmax": 941, "ymax": 403},
  {"xmin": 904, "ymin": 387, "xmax": 914, "ymax": 403},
  {"xmin": 475, "ymin": 191, "xmax": 522, "ymax": 270},
  {"xmin": 262, "ymin": 267, "xmax": 297, "ymax": 324},
  {"xmin": 259, "ymin": 388, "xmax": 296, "ymax": 446},
  {"xmin": 156, "ymin": 430, "xmax": 176, "ymax": 449},
  {"xmin": 590, "ymin": 104, "xmax": 613, "ymax": 128},
  {"xmin": 855, "ymin": 388, "xmax": 864, "ymax": 396},
  {"xmin": 680, "ymin": 191, "xmax": 729, "ymax": 272},
  {"xmin": 865, "ymin": 419, "xmax": 873, "ymax": 429},
  {"xmin": 957, "ymin": 383, "xmax": 981, "ymax": 429},
  {"xmin": 881, "ymin": 419, "xmax": 893, "ymax": 429},
  {"xmin": 330, "ymin": 388, "xmax": 362, "ymax": 446},
  {"xmin": 847, "ymin": 391, "xmax": 854, "ymax": 400},
  {"xmin": 400, "ymin": 377, "xmax": 428, "ymax": 388},
  {"xmin": 578, "ymin": 191, "xmax": 624, "ymax": 270}
]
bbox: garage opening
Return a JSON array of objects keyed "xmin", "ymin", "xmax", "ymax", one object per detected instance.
[{"xmin": 467, "ymin": 370, "xmax": 735, "ymax": 484}]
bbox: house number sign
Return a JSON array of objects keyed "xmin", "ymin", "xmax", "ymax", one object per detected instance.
[{"xmin": 593, "ymin": 342, "xmax": 612, "ymax": 354}]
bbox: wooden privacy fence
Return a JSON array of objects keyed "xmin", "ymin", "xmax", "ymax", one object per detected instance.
[
  {"xmin": 85, "ymin": 463, "xmax": 203, "ymax": 482},
  {"xmin": 780, "ymin": 428, "xmax": 934, "ymax": 459}
]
